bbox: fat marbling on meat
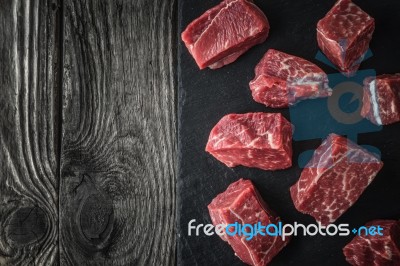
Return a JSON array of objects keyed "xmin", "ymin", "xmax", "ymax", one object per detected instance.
[
  {"xmin": 361, "ymin": 74, "xmax": 400, "ymax": 126},
  {"xmin": 249, "ymin": 49, "xmax": 331, "ymax": 108},
  {"xmin": 181, "ymin": 0, "xmax": 269, "ymax": 69},
  {"xmin": 206, "ymin": 113, "xmax": 293, "ymax": 171},
  {"xmin": 343, "ymin": 220, "xmax": 400, "ymax": 266},
  {"xmin": 208, "ymin": 178, "xmax": 290, "ymax": 266},
  {"xmin": 290, "ymin": 134, "xmax": 383, "ymax": 225},
  {"xmin": 317, "ymin": 0, "xmax": 375, "ymax": 75}
]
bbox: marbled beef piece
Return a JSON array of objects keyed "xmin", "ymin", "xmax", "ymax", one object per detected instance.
[
  {"xmin": 206, "ymin": 113, "xmax": 293, "ymax": 171},
  {"xmin": 317, "ymin": 0, "xmax": 375, "ymax": 75},
  {"xmin": 208, "ymin": 178, "xmax": 290, "ymax": 266},
  {"xmin": 290, "ymin": 134, "xmax": 383, "ymax": 225},
  {"xmin": 181, "ymin": 0, "xmax": 269, "ymax": 69},
  {"xmin": 361, "ymin": 74, "xmax": 400, "ymax": 125},
  {"xmin": 249, "ymin": 49, "xmax": 331, "ymax": 108},
  {"xmin": 343, "ymin": 220, "xmax": 400, "ymax": 266}
]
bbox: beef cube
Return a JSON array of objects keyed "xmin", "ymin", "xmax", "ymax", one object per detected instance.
[
  {"xmin": 206, "ymin": 113, "xmax": 293, "ymax": 170},
  {"xmin": 317, "ymin": 0, "xmax": 375, "ymax": 75},
  {"xmin": 290, "ymin": 134, "xmax": 383, "ymax": 225},
  {"xmin": 208, "ymin": 178, "xmax": 290, "ymax": 266},
  {"xmin": 249, "ymin": 49, "xmax": 332, "ymax": 108},
  {"xmin": 343, "ymin": 220, "xmax": 400, "ymax": 266},
  {"xmin": 361, "ymin": 74, "xmax": 400, "ymax": 125},
  {"xmin": 181, "ymin": 0, "xmax": 269, "ymax": 69}
]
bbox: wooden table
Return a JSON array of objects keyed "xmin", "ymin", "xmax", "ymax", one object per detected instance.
[{"xmin": 0, "ymin": 0, "xmax": 176, "ymax": 265}]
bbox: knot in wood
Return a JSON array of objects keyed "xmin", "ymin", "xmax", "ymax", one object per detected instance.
[{"xmin": 5, "ymin": 206, "xmax": 48, "ymax": 247}]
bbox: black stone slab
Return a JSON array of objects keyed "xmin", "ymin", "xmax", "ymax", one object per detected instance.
[{"xmin": 178, "ymin": 1, "xmax": 400, "ymax": 265}]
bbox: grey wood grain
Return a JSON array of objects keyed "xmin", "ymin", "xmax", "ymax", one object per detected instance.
[
  {"xmin": 0, "ymin": 0, "xmax": 61, "ymax": 265},
  {"xmin": 60, "ymin": 0, "xmax": 177, "ymax": 265}
]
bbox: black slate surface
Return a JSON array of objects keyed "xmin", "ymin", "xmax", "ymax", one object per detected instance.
[{"xmin": 177, "ymin": 0, "xmax": 400, "ymax": 265}]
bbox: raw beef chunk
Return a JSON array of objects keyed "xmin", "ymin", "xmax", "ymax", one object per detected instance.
[
  {"xmin": 181, "ymin": 0, "xmax": 269, "ymax": 69},
  {"xmin": 361, "ymin": 74, "xmax": 400, "ymax": 125},
  {"xmin": 290, "ymin": 134, "xmax": 383, "ymax": 225},
  {"xmin": 343, "ymin": 220, "xmax": 400, "ymax": 266},
  {"xmin": 249, "ymin": 49, "xmax": 331, "ymax": 108},
  {"xmin": 208, "ymin": 179, "xmax": 290, "ymax": 266},
  {"xmin": 206, "ymin": 113, "xmax": 292, "ymax": 170},
  {"xmin": 317, "ymin": 0, "xmax": 375, "ymax": 75}
]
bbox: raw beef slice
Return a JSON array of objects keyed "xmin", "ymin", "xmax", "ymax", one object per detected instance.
[
  {"xmin": 343, "ymin": 220, "xmax": 400, "ymax": 266},
  {"xmin": 249, "ymin": 49, "xmax": 332, "ymax": 108},
  {"xmin": 208, "ymin": 178, "xmax": 290, "ymax": 266},
  {"xmin": 290, "ymin": 134, "xmax": 383, "ymax": 225},
  {"xmin": 181, "ymin": 0, "xmax": 269, "ymax": 69},
  {"xmin": 206, "ymin": 113, "xmax": 292, "ymax": 170},
  {"xmin": 361, "ymin": 74, "xmax": 400, "ymax": 126},
  {"xmin": 317, "ymin": 0, "xmax": 375, "ymax": 75}
]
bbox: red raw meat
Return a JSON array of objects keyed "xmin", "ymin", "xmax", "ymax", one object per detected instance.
[
  {"xmin": 343, "ymin": 220, "xmax": 400, "ymax": 266},
  {"xmin": 249, "ymin": 49, "xmax": 331, "ymax": 108},
  {"xmin": 205, "ymin": 113, "xmax": 293, "ymax": 170},
  {"xmin": 290, "ymin": 134, "xmax": 383, "ymax": 225},
  {"xmin": 361, "ymin": 74, "xmax": 400, "ymax": 125},
  {"xmin": 208, "ymin": 178, "xmax": 290, "ymax": 266},
  {"xmin": 181, "ymin": 0, "xmax": 269, "ymax": 69},
  {"xmin": 317, "ymin": 0, "xmax": 375, "ymax": 75}
]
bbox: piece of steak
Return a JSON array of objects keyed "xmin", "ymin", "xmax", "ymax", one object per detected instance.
[
  {"xmin": 208, "ymin": 178, "xmax": 290, "ymax": 266},
  {"xmin": 206, "ymin": 113, "xmax": 293, "ymax": 170},
  {"xmin": 290, "ymin": 134, "xmax": 383, "ymax": 225},
  {"xmin": 361, "ymin": 74, "xmax": 400, "ymax": 126},
  {"xmin": 249, "ymin": 49, "xmax": 332, "ymax": 108},
  {"xmin": 181, "ymin": 0, "xmax": 269, "ymax": 70},
  {"xmin": 317, "ymin": 0, "xmax": 375, "ymax": 75},
  {"xmin": 343, "ymin": 220, "xmax": 400, "ymax": 266}
]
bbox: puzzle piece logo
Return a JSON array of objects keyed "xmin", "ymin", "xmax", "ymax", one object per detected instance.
[{"xmin": 289, "ymin": 49, "xmax": 382, "ymax": 168}]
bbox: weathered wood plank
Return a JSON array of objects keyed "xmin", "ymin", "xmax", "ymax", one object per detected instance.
[
  {"xmin": 0, "ymin": 0, "xmax": 61, "ymax": 265},
  {"xmin": 60, "ymin": 0, "xmax": 177, "ymax": 264}
]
